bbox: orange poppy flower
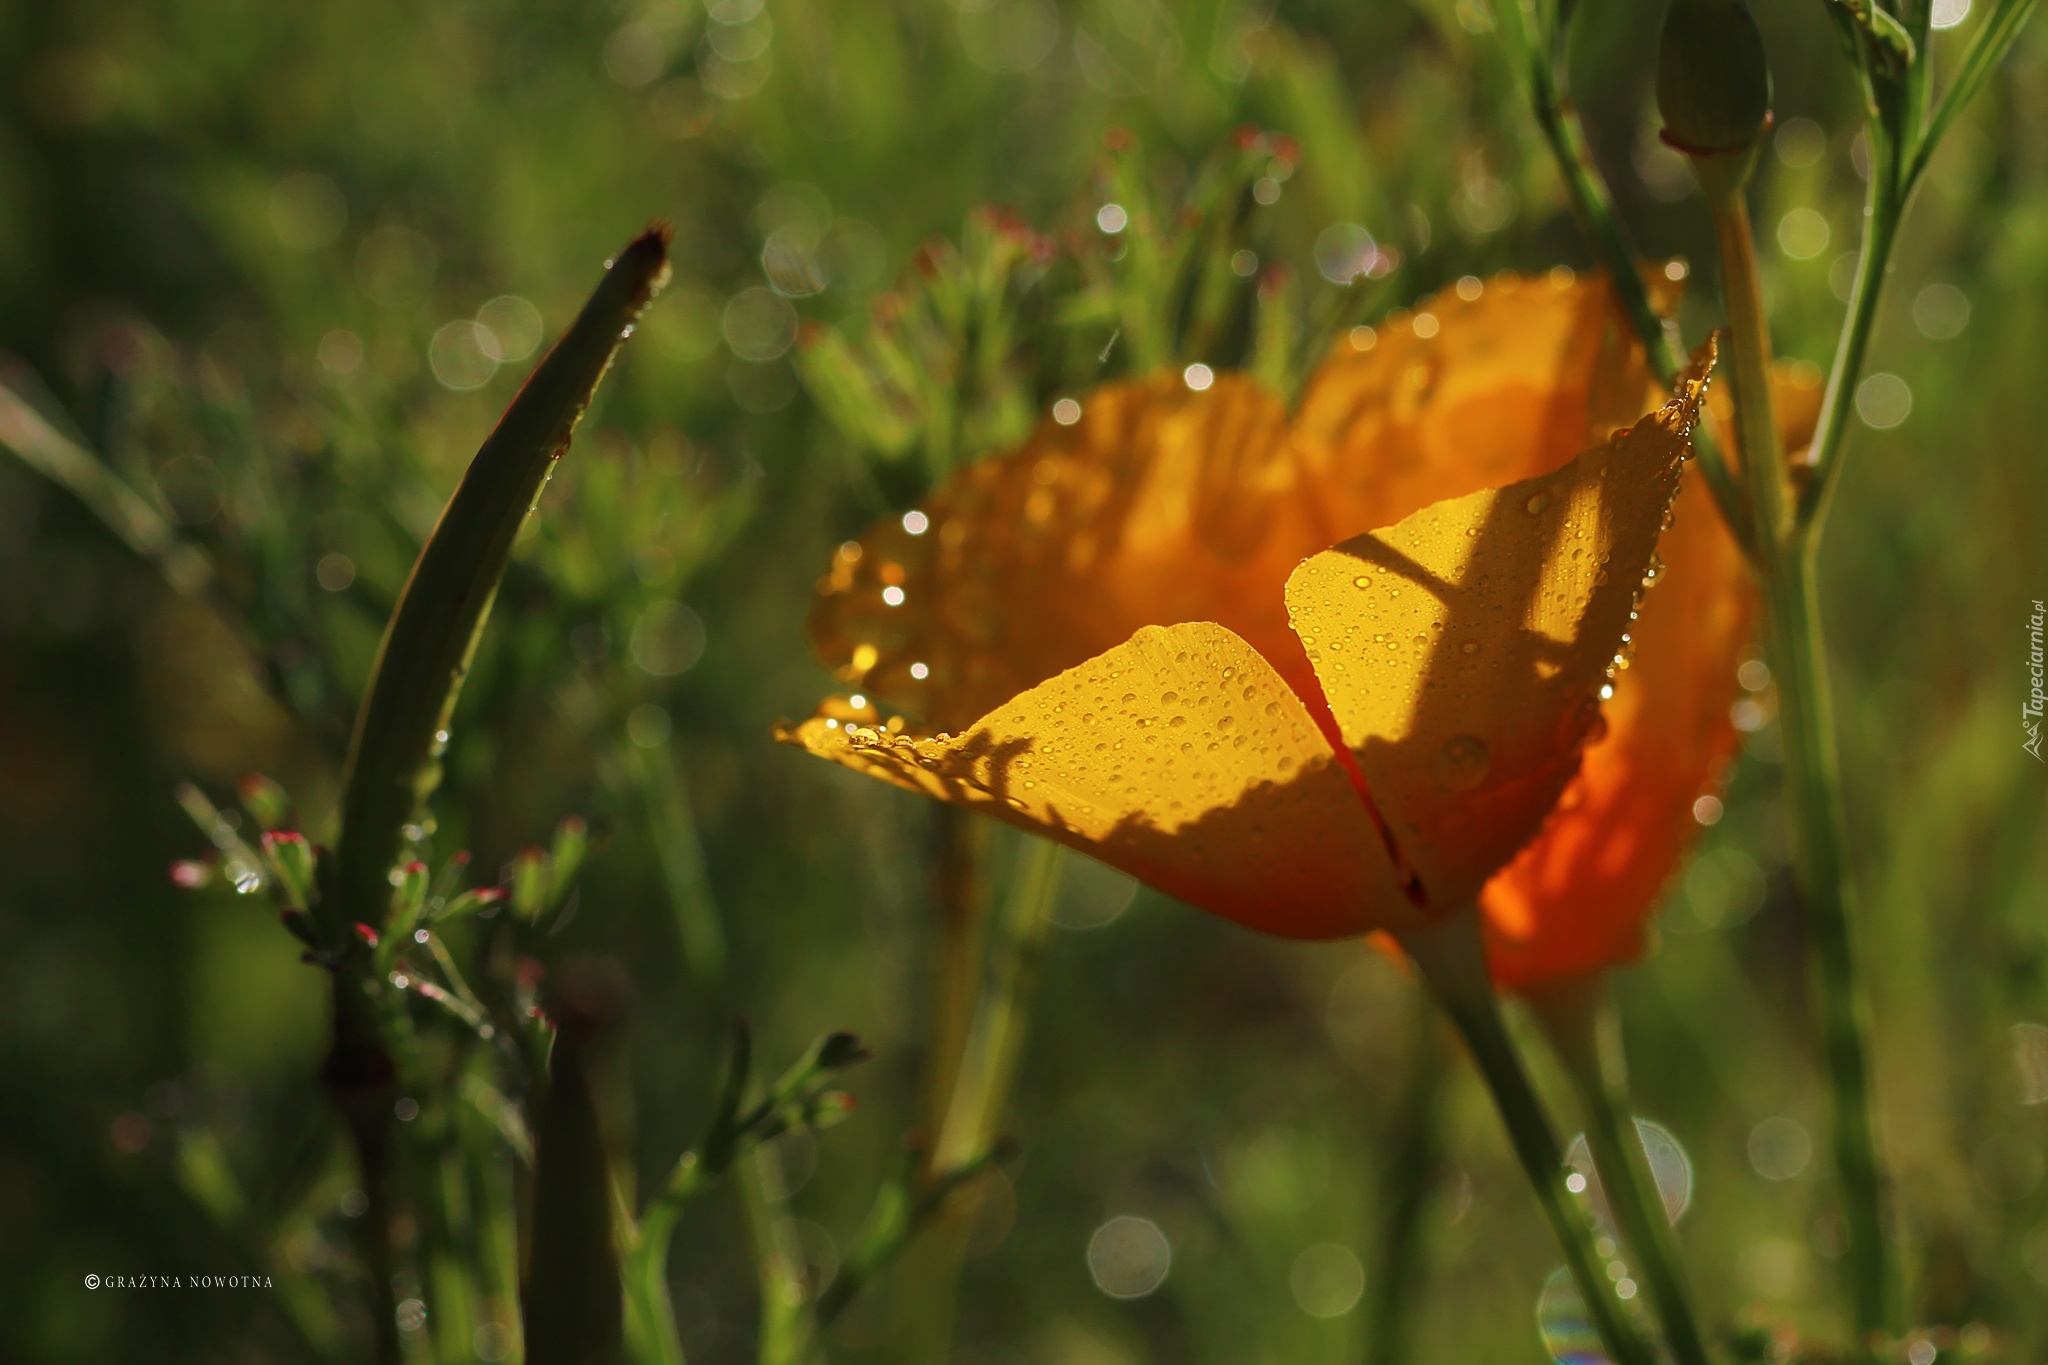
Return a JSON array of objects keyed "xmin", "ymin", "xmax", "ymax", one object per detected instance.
[
  {"xmin": 780, "ymin": 272, "xmax": 1719, "ymax": 968},
  {"xmin": 1479, "ymin": 362, "xmax": 1821, "ymax": 986}
]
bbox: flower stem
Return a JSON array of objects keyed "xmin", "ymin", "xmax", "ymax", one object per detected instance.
[
  {"xmin": 1527, "ymin": 975, "xmax": 1713, "ymax": 1365},
  {"xmin": 1800, "ymin": 174, "xmax": 1902, "ymax": 534},
  {"xmin": 1496, "ymin": 0, "xmax": 1751, "ymax": 549},
  {"xmin": 1692, "ymin": 150, "xmax": 1894, "ymax": 1338},
  {"xmin": 891, "ymin": 835, "xmax": 1067, "ymax": 1363},
  {"xmin": 740, "ymin": 1144, "xmax": 814, "ymax": 1365},
  {"xmin": 1364, "ymin": 989, "xmax": 1445, "ymax": 1365},
  {"xmin": 1396, "ymin": 907, "xmax": 1660, "ymax": 1365},
  {"xmin": 919, "ymin": 810, "xmax": 994, "ymax": 1177}
]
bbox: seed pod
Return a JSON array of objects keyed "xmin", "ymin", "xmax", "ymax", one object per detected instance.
[{"xmin": 1657, "ymin": 0, "xmax": 1773, "ymax": 155}]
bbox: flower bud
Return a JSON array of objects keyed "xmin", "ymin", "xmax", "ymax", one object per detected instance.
[{"xmin": 1657, "ymin": 0, "xmax": 1772, "ymax": 155}]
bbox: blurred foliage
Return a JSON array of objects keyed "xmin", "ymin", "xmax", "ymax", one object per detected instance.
[{"xmin": 1, "ymin": 0, "xmax": 2046, "ymax": 1361}]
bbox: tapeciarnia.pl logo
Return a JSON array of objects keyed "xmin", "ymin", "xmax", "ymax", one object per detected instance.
[{"xmin": 2027, "ymin": 598, "xmax": 2045, "ymax": 762}]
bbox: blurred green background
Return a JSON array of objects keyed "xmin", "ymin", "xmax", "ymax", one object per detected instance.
[{"xmin": 1, "ymin": 0, "xmax": 2045, "ymax": 1360}]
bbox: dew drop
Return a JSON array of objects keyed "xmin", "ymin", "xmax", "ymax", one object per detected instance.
[
  {"xmin": 1432, "ymin": 734, "xmax": 1491, "ymax": 792},
  {"xmin": 1525, "ymin": 492, "xmax": 1551, "ymax": 516},
  {"xmin": 1353, "ymin": 575, "xmax": 1373, "ymax": 589},
  {"xmin": 1460, "ymin": 641, "xmax": 1480, "ymax": 655}
]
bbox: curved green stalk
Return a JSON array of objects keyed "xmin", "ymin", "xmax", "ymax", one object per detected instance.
[
  {"xmin": 1494, "ymin": 0, "xmax": 1751, "ymax": 552},
  {"xmin": 891, "ymin": 836, "xmax": 1066, "ymax": 1363},
  {"xmin": 1692, "ymin": 150, "xmax": 1893, "ymax": 1336},
  {"xmin": 1395, "ymin": 908, "xmax": 1660, "ymax": 1365},
  {"xmin": 1800, "ymin": 140, "xmax": 1902, "ymax": 534},
  {"xmin": 1528, "ymin": 976, "xmax": 1712, "ymax": 1365},
  {"xmin": 1364, "ymin": 990, "xmax": 1445, "ymax": 1365}
]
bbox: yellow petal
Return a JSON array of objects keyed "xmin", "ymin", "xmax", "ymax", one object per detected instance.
[
  {"xmin": 776, "ymin": 622, "xmax": 1416, "ymax": 939},
  {"xmin": 1293, "ymin": 269, "xmax": 1666, "ymax": 532},
  {"xmin": 1282, "ymin": 341, "xmax": 1717, "ymax": 912}
]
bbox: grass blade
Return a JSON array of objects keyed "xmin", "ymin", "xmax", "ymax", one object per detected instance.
[
  {"xmin": 1908, "ymin": 0, "xmax": 2041, "ymax": 187},
  {"xmin": 325, "ymin": 225, "xmax": 672, "ymax": 940}
]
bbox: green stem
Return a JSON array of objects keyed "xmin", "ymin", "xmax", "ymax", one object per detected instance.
[
  {"xmin": 1799, "ymin": 179, "xmax": 1902, "ymax": 534},
  {"xmin": 1693, "ymin": 153, "xmax": 1894, "ymax": 1339},
  {"xmin": 929, "ymin": 836, "xmax": 1066, "ymax": 1175},
  {"xmin": 1395, "ymin": 908, "xmax": 1660, "ymax": 1365},
  {"xmin": 1772, "ymin": 539, "xmax": 1891, "ymax": 1337},
  {"xmin": 892, "ymin": 836, "xmax": 1066, "ymax": 1363},
  {"xmin": 628, "ymin": 738, "xmax": 728, "ymax": 988},
  {"xmin": 320, "ymin": 977, "xmax": 401, "ymax": 1365},
  {"xmin": 920, "ymin": 811, "xmax": 994, "ymax": 1176},
  {"xmin": 1498, "ymin": 0, "xmax": 1751, "ymax": 550},
  {"xmin": 740, "ymin": 1144, "xmax": 814, "ymax": 1365},
  {"xmin": 1528, "ymin": 976, "xmax": 1713, "ymax": 1365},
  {"xmin": 1696, "ymin": 153, "xmax": 1790, "ymax": 556},
  {"xmin": 1363, "ymin": 990, "xmax": 1445, "ymax": 1365}
]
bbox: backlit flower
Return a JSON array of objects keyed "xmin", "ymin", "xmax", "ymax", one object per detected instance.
[
  {"xmin": 1481, "ymin": 361, "xmax": 1821, "ymax": 986},
  {"xmin": 780, "ymin": 273, "xmax": 1717, "ymax": 966}
]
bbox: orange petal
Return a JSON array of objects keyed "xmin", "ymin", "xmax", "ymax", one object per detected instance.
[
  {"xmin": 806, "ymin": 374, "xmax": 1325, "ymax": 734},
  {"xmin": 1480, "ymin": 460, "xmax": 1754, "ymax": 985},
  {"xmin": 1481, "ymin": 369, "xmax": 1820, "ymax": 988},
  {"xmin": 1292, "ymin": 269, "xmax": 1665, "ymax": 531},
  {"xmin": 1282, "ymin": 343, "xmax": 1716, "ymax": 913},
  {"xmin": 811, "ymin": 273, "xmax": 1671, "ymax": 738},
  {"xmin": 776, "ymin": 622, "xmax": 1416, "ymax": 939}
]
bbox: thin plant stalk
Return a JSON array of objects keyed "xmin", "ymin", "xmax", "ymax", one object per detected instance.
[
  {"xmin": 739, "ymin": 1144, "xmax": 814, "ymax": 1365},
  {"xmin": 1527, "ymin": 975, "xmax": 1712, "ymax": 1365},
  {"xmin": 1493, "ymin": 0, "xmax": 1750, "ymax": 547},
  {"xmin": 1364, "ymin": 988, "xmax": 1445, "ymax": 1365},
  {"xmin": 919, "ymin": 810, "xmax": 995, "ymax": 1174},
  {"xmin": 630, "ymin": 744, "xmax": 824, "ymax": 1359},
  {"xmin": 628, "ymin": 738, "xmax": 729, "ymax": 987},
  {"xmin": 1802, "ymin": 135, "xmax": 1902, "ymax": 534},
  {"xmin": 1395, "ymin": 907, "xmax": 1660, "ymax": 1365},
  {"xmin": 892, "ymin": 835, "xmax": 1066, "ymax": 1363},
  {"xmin": 1692, "ymin": 147, "xmax": 1893, "ymax": 1335},
  {"xmin": 930, "ymin": 835, "xmax": 1066, "ymax": 1175}
]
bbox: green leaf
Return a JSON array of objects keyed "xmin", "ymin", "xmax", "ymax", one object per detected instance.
[{"xmin": 323, "ymin": 227, "xmax": 671, "ymax": 944}]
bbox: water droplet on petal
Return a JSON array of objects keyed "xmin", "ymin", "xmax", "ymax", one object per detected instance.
[
  {"xmin": 1525, "ymin": 492, "xmax": 1552, "ymax": 515},
  {"xmin": 1432, "ymin": 734, "xmax": 1491, "ymax": 792}
]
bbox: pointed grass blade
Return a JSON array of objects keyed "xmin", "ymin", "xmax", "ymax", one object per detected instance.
[
  {"xmin": 325, "ymin": 227, "xmax": 671, "ymax": 939},
  {"xmin": 523, "ymin": 961, "xmax": 629, "ymax": 1365}
]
